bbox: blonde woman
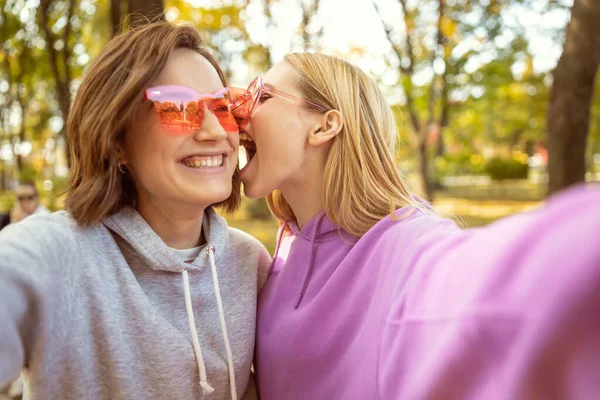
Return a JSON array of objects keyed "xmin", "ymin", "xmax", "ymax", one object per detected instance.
[
  {"xmin": 233, "ymin": 53, "xmax": 600, "ymax": 399},
  {"xmin": 0, "ymin": 23, "xmax": 270, "ymax": 400}
]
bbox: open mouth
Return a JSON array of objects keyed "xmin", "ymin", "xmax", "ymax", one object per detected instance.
[
  {"xmin": 179, "ymin": 153, "xmax": 226, "ymax": 169},
  {"xmin": 240, "ymin": 133, "xmax": 256, "ymax": 168}
]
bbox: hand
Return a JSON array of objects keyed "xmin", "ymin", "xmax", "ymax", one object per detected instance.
[{"xmin": 10, "ymin": 203, "xmax": 24, "ymax": 223}]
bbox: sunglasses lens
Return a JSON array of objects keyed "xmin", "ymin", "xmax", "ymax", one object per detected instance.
[{"xmin": 146, "ymin": 86, "xmax": 238, "ymax": 134}]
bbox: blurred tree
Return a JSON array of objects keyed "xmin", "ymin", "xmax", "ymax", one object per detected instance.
[
  {"xmin": 111, "ymin": 0, "xmax": 165, "ymax": 37},
  {"xmin": 299, "ymin": 0, "xmax": 322, "ymax": 52},
  {"xmin": 165, "ymin": 0, "xmax": 260, "ymax": 80},
  {"xmin": 376, "ymin": 0, "xmax": 570, "ymax": 197},
  {"xmin": 38, "ymin": 0, "xmax": 77, "ymax": 164},
  {"xmin": 375, "ymin": 0, "xmax": 458, "ymax": 200},
  {"xmin": 1, "ymin": 3, "xmax": 29, "ymax": 172},
  {"xmin": 1, "ymin": 0, "xmax": 56, "ymax": 183},
  {"xmin": 38, "ymin": 0, "xmax": 75, "ymax": 129},
  {"xmin": 547, "ymin": 0, "xmax": 600, "ymax": 194}
]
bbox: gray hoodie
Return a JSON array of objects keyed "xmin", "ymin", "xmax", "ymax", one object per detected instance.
[{"xmin": 0, "ymin": 206, "xmax": 271, "ymax": 400}]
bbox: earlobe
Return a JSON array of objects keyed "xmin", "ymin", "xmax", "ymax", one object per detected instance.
[
  {"xmin": 116, "ymin": 144, "xmax": 128, "ymax": 165},
  {"xmin": 308, "ymin": 110, "xmax": 344, "ymax": 147}
]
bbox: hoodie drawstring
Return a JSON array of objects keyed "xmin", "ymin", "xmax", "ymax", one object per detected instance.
[
  {"xmin": 294, "ymin": 214, "xmax": 326, "ymax": 309},
  {"xmin": 207, "ymin": 246, "xmax": 237, "ymax": 400},
  {"xmin": 181, "ymin": 269, "xmax": 214, "ymax": 395},
  {"xmin": 181, "ymin": 246, "xmax": 237, "ymax": 399}
]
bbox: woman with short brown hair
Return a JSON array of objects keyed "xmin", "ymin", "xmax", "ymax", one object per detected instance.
[{"xmin": 0, "ymin": 22, "xmax": 270, "ymax": 400}]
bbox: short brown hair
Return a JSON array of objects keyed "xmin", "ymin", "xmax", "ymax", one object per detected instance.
[{"xmin": 64, "ymin": 22, "xmax": 241, "ymax": 226}]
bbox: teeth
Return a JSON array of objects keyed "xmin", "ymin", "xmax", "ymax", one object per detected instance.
[
  {"xmin": 240, "ymin": 133, "xmax": 254, "ymax": 142},
  {"xmin": 182, "ymin": 155, "xmax": 224, "ymax": 169}
]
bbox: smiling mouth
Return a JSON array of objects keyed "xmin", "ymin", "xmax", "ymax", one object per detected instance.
[
  {"xmin": 180, "ymin": 154, "xmax": 226, "ymax": 169},
  {"xmin": 240, "ymin": 133, "xmax": 256, "ymax": 165}
]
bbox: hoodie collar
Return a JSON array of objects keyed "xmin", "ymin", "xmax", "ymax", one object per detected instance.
[
  {"xmin": 102, "ymin": 206, "xmax": 229, "ymax": 273},
  {"xmin": 287, "ymin": 211, "xmax": 358, "ymax": 244}
]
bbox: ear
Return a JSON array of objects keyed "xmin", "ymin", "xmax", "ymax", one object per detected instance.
[
  {"xmin": 308, "ymin": 110, "xmax": 344, "ymax": 147},
  {"xmin": 116, "ymin": 142, "xmax": 128, "ymax": 165}
]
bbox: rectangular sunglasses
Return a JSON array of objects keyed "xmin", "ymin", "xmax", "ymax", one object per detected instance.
[
  {"xmin": 230, "ymin": 77, "xmax": 327, "ymax": 120},
  {"xmin": 144, "ymin": 85, "xmax": 238, "ymax": 133}
]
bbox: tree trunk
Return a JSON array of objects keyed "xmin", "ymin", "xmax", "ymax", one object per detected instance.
[
  {"xmin": 418, "ymin": 135, "xmax": 433, "ymax": 201},
  {"xmin": 111, "ymin": 0, "xmax": 122, "ymax": 37},
  {"xmin": 547, "ymin": 0, "xmax": 600, "ymax": 195},
  {"xmin": 300, "ymin": 0, "xmax": 321, "ymax": 52},
  {"xmin": 127, "ymin": 0, "xmax": 165, "ymax": 27},
  {"xmin": 39, "ymin": 0, "xmax": 73, "ymax": 166}
]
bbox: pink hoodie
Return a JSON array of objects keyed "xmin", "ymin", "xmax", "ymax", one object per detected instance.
[{"xmin": 256, "ymin": 184, "xmax": 600, "ymax": 399}]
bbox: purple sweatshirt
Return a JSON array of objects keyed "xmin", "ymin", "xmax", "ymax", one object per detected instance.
[{"xmin": 256, "ymin": 184, "xmax": 600, "ymax": 400}]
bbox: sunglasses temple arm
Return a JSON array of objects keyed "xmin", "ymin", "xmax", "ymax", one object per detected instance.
[{"xmin": 230, "ymin": 95, "xmax": 251, "ymax": 111}]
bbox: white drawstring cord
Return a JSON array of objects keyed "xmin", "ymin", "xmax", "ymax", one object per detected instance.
[
  {"xmin": 207, "ymin": 246, "xmax": 237, "ymax": 400},
  {"xmin": 181, "ymin": 269, "xmax": 215, "ymax": 395}
]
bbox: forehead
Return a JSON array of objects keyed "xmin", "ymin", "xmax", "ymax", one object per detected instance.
[
  {"xmin": 153, "ymin": 48, "xmax": 224, "ymax": 94},
  {"xmin": 16, "ymin": 185, "xmax": 36, "ymax": 195},
  {"xmin": 263, "ymin": 61, "xmax": 300, "ymax": 95}
]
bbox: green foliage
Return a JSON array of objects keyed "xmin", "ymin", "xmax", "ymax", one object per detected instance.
[
  {"xmin": 484, "ymin": 157, "xmax": 529, "ymax": 180},
  {"xmin": 0, "ymin": 192, "xmax": 15, "ymax": 213},
  {"xmin": 243, "ymin": 197, "xmax": 273, "ymax": 220},
  {"xmin": 18, "ymin": 165, "xmax": 38, "ymax": 183},
  {"xmin": 434, "ymin": 152, "xmax": 486, "ymax": 177}
]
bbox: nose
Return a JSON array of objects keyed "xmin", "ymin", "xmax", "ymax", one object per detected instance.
[{"xmin": 192, "ymin": 107, "xmax": 228, "ymax": 142}]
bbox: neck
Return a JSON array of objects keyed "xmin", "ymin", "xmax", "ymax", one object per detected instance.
[
  {"xmin": 281, "ymin": 174, "xmax": 324, "ymax": 230},
  {"xmin": 136, "ymin": 198, "xmax": 206, "ymax": 250}
]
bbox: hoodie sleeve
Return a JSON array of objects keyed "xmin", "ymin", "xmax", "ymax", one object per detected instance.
[
  {"xmin": 257, "ymin": 243, "xmax": 272, "ymax": 293},
  {"xmin": 0, "ymin": 216, "xmax": 67, "ymax": 386},
  {"xmin": 378, "ymin": 185, "xmax": 600, "ymax": 400}
]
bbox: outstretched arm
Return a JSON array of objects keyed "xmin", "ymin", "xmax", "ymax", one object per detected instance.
[
  {"xmin": 379, "ymin": 184, "xmax": 600, "ymax": 400},
  {"xmin": 0, "ymin": 217, "xmax": 63, "ymax": 386}
]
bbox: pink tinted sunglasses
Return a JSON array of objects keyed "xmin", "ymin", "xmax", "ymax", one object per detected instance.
[
  {"xmin": 144, "ymin": 85, "xmax": 238, "ymax": 133},
  {"xmin": 231, "ymin": 77, "xmax": 327, "ymax": 119}
]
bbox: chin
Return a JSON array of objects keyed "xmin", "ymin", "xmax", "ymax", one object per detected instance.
[
  {"xmin": 242, "ymin": 182, "xmax": 271, "ymax": 200},
  {"xmin": 242, "ymin": 189, "xmax": 262, "ymax": 200},
  {"xmin": 195, "ymin": 186, "xmax": 232, "ymax": 206}
]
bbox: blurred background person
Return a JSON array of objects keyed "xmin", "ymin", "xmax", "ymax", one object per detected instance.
[
  {"xmin": 13, "ymin": 181, "xmax": 50, "ymax": 221},
  {"xmin": 0, "ymin": 182, "xmax": 50, "ymax": 231}
]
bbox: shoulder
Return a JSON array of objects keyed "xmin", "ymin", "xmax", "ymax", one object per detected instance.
[
  {"xmin": 0, "ymin": 211, "xmax": 106, "ymax": 255},
  {"xmin": 34, "ymin": 205, "xmax": 51, "ymax": 215},
  {"xmin": 226, "ymin": 226, "xmax": 272, "ymax": 265},
  {"xmin": 227, "ymin": 227, "xmax": 272, "ymax": 290},
  {"xmin": 365, "ymin": 208, "xmax": 460, "ymax": 248},
  {"xmin": 0, "ymin": 212, "xmax": 83, "ymax": 278},
  {"xmin": 0, "ymin": 211, "xmax": 78, "ymax": 243},
  {"xmin": 227, "ymin": 226, "xmax": 268, "ymax": 251}
]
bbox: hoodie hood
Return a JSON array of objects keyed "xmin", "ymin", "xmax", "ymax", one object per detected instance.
[
  {"xmin": 280, "ymin": 206, "xmax": 424, "ymax": 309},
  {"xmin": 287, "ymin": 212, "xmax": 355, "ymax": 242},
  {"xmin": 103, "ymin": 206, "xmax": 229, "ymax": 273},
  {"xmin": 281, "ymin": 212, "xmax": 357, "ymax": 309}
]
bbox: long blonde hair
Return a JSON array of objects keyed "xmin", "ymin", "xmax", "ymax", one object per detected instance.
[{"xmin": 266, "ymin": 53, "xmax": 424, "ymax": 237}]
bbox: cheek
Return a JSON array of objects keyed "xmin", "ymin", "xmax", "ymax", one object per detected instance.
[
  {"xmin": 125, "ymin": 121, "xmax": 177, "ymax": 183},
  {"xmin": 229, "ymin": 133, "xmax": 240, "ymax": 161},
  {"xmin": 258, "ymin": 124, "xmax": 307, "ymax": 179},
  {"xmin": 257, "ymin": 117, "xmax": 306, "ymax": 158}
]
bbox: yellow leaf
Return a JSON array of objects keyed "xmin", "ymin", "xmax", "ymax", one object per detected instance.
[{"xmin": 441, "ymin": 16, "xmax": 456, "ymax": 38}]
